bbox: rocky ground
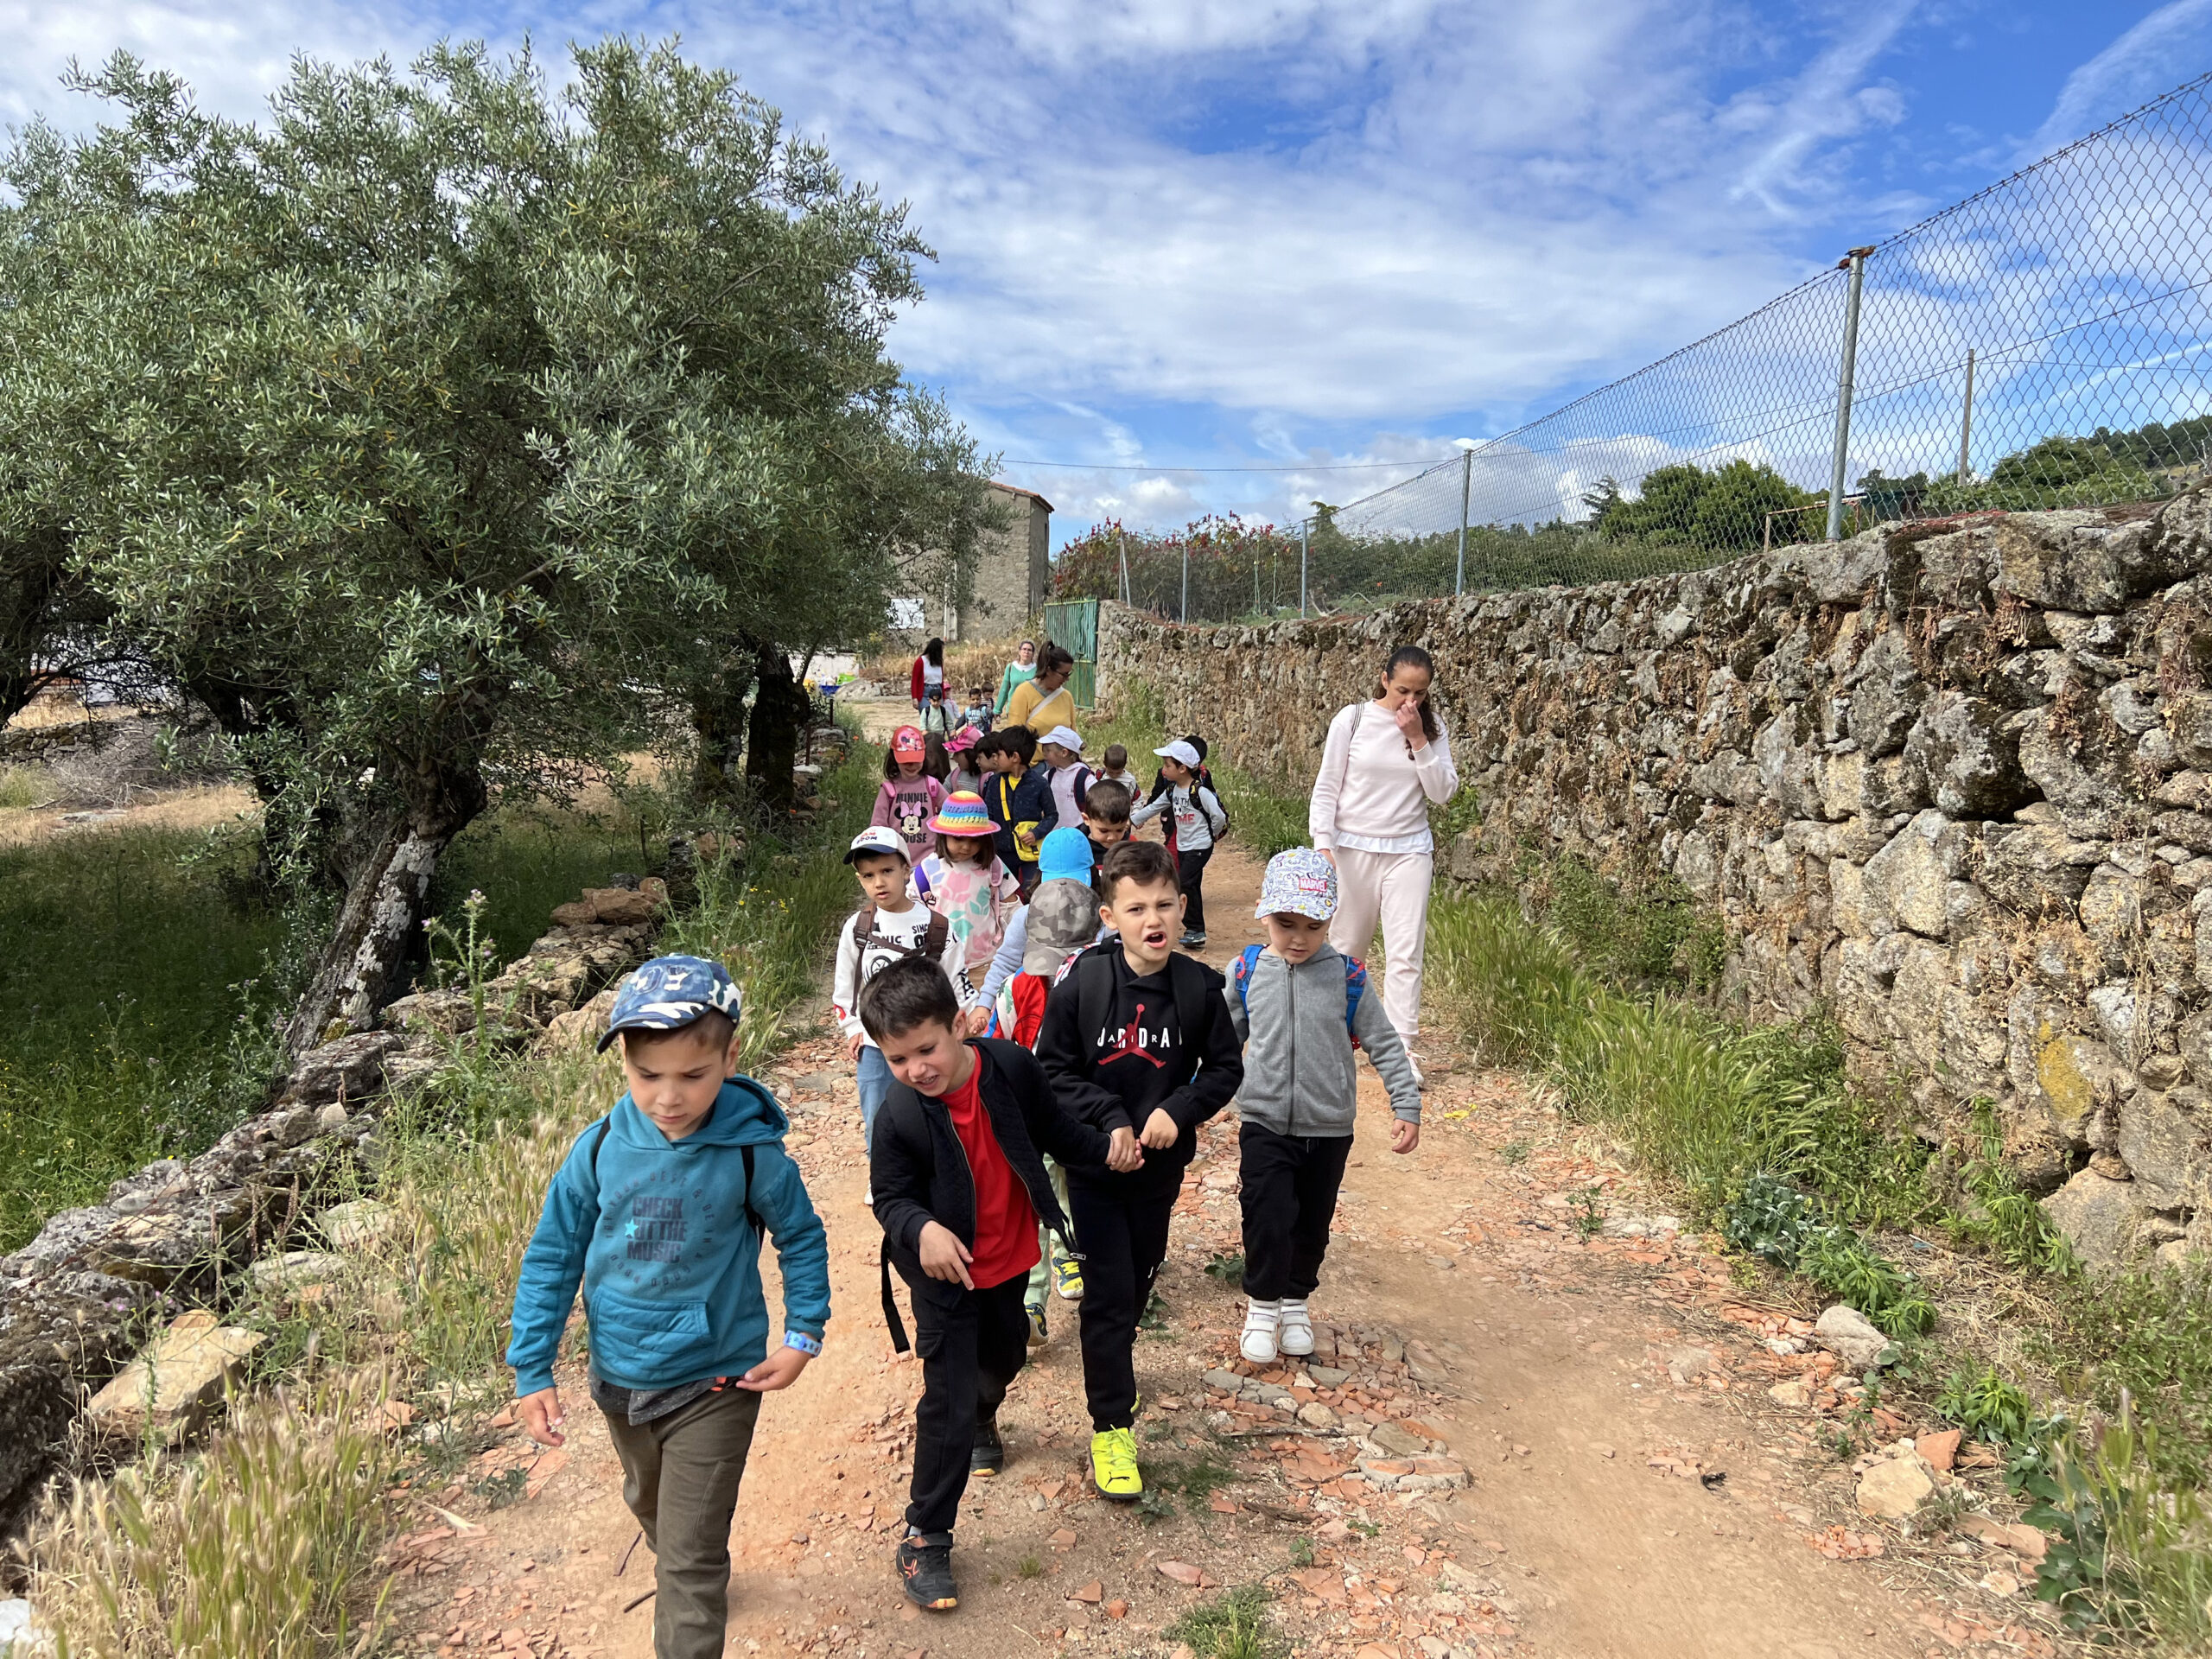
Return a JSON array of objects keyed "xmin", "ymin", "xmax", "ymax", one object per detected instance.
[{"xmin": 377, "ymin": 818, "xmax": 2082, "ymax": 1659}]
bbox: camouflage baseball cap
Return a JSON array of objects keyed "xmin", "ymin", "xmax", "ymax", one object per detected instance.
[
  {"xmin": 598, "ymin": 955, "xmax": 743, "ymax": 1053},
  {"xmin": 1025, "ymin": 879, "xmax": 1103, "ymax": 972}
]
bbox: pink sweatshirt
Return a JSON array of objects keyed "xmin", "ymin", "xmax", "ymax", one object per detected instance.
[{"xmin": 1308, "ymin": 701, "xmax": 1459, "ymax": 856}]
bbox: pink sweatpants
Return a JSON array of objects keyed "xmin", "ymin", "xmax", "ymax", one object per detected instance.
[{"xmin": 1326, "ymin": 848, "xmax": 1434, "ymax": 1044}]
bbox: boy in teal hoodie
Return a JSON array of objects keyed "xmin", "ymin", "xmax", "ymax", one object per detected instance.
[{"xmin": 508, "ymin": 956, "xmax": 830, "ymax": 1659}]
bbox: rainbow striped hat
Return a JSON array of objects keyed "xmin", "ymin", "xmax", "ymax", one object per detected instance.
[{"xmin": 928, "ymin": 791, "xmax": 995, "ymax": 837}]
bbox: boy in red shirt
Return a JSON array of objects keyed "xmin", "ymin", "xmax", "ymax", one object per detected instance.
[{"xmin": 861, "ymin": 957, "xmax": 1137, "ymax": 1612}]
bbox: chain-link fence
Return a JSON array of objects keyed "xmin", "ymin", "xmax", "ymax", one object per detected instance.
[{"xmin": 1118, "ymin": 69, "xmax": 2212, "ymax": 620}]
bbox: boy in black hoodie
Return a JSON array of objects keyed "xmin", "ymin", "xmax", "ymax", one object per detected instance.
[
  {"xmin": 863, "ymin": 957, "xmax": 1128, "ymax": 1613},
  {"xmin": 1035, "ymin": 839, "xmax": 1243, "ymax": 1502}
]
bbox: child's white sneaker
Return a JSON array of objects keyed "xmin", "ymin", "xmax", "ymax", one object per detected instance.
[
  {"xmin": 1239, "ymin": 1300, "xmax": 1281, "ymax": 1364},
  {"xmin": 1277, "ymin": 1299, "xmax": 1314, "ymax": 1357}
]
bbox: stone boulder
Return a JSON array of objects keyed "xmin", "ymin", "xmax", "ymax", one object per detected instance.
[
  {"xmin": 2042, "ymin": 1169, "xmax": 2151, "ymax": 1271},
  {"xmin": 1814, "ymin": 1304, "xmax": 1892, "ymax": 1370},
  {"xmin": 83, "ymin": 1310, "xmax": 263, "ymax": 1445},
  {"xmin": 281, "ymin": 1030, "xmax": 406, "ymax": 1107},
  {"xmin": 1904, "ymin": 692, "xmax": 2032, "ymax": 817}
]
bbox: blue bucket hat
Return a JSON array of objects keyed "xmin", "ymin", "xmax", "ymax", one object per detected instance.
[
  {"xmin": 1038, "ymin": 825, "xmax": 1096, "ymax": 884},
  {"xmin": 598, "ymin": 954, "xmax": 743, "ymax": 1053}
]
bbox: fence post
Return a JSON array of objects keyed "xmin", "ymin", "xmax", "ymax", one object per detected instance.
[
  {"xmin": 1180, "ymin": 541, "xmax": 1188, "ymax": 624},
  {"xmin": 1454, "ymin": 447, "xmax": 1472, "ymax": 597},
  {"xmin": 1117, "ymin": 530, "xmax": 1129, "ymax": 607},
  {"xmin": 1300, "ymin": 518, "xmax": 1309, "ymax": 617},
  {"xmin": 1824, "ymin": 246, "xmax": 1874, "ymax": 542},
  {"xmin": 1956, "ymin": 347, "xmax": 1976, "ymax": 486}
]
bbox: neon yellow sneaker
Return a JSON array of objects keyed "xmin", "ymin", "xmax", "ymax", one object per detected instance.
[
  {"xmin": 1090, "ymin": 1427, "xmax": 1142, "ymax": 1502},
  {"xmin": 1052, "ymin": 1256, "xmax": 1084, "ymax": 1301}
]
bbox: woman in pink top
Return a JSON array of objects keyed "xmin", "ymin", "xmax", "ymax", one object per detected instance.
[{"xmin": 1307, "ymin": 645, "xmax": 1459, "ymax": 1075}]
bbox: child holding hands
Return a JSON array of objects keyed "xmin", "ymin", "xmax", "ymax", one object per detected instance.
[{"xmin": 862, "ymin": 957, "xmax": 1135, "ymax": 1611}]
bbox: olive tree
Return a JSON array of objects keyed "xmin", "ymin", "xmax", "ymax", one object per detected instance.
[{"xmin": 5, "ymin": 40, "xmax": 987, "ymax": 1056}]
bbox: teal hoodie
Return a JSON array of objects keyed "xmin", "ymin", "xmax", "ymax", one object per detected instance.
[{"xmin": 505, "ymin": 1077, "xmax": 830, "ymax": 1397}]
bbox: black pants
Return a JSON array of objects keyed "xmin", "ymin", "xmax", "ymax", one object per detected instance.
[
  {"xmin": 1068, "ymin": 1177, "xmax": 1178, "ymax": 1430},
  {"xmin": 905, "ymin": 1272, "xmax": 1031, "ymax": 1535},
  {"xmin": 1176, "ymin": 845, "xmax": 1214, "ymax": 935},
  {"xmin": 1238, "ymin": 1122, "xmax": 1353, "ymax": 1301}
]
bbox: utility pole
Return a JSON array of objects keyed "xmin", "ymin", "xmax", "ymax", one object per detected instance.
[
  {"xmin": 1180, "ymin": 540, "xmax": 1189, "ymax": 624},
  {"xmin": 1825, "ymin": 246, "xmax": 1875, "ymax": 542},
  {"xmin": 1454, "ymin": 447, "xmax": 1472, "ymax": 597},
  {"xmin": 1956, "ymin": 348, "xmax": 1977, "ymax": 486},
  {"xmin": 1300, "ymin": 518, "xmax": 1309, "ymax": 617}
]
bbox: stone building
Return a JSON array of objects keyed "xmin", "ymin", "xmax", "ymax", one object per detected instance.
[
  {"xmin": 894, "ymin": 481, "xmax": 1052, "ymax": 642},
  {"xmin": 962, "ymin": 482, "xmax": 1052, "ymax": 640}
]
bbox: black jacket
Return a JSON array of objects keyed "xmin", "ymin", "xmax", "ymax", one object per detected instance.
[
  {"xmin": 870, "ymin": 1039, "xmax": 1111, "ymax": 1344},
  {"xmin": 1034, "ymin": 942, "xmax": 1243, "ymax": 1196}
]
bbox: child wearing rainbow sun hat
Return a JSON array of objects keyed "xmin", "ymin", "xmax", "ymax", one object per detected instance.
[{"xmin": 916, "ymin": 791, "xmax": 1023, "ymax": 999}]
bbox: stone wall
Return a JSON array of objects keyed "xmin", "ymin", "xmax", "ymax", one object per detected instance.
[{"xmin": 1096, "ymin": 493, "xmax": 2212, "ymax": 1271}]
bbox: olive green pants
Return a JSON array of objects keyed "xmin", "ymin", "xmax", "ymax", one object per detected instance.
[{"xmin": 601, "ymin": 1386, "xmax": 762, "ymax": 1659}]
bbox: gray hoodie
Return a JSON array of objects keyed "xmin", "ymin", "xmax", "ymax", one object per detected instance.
[{"xmin": 1225, "ymin": 944, "xmax": 1421, "ymax": 1135}]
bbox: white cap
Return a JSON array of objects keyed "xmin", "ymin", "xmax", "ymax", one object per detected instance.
[
  {"xmin": 1043, "ymin": 725, "xmax": 1084, "ymax": 753},
  {"xmin": 843, "ymin": 825, "xmax": 910, "ymax": 864},
  {"xmin": 1154, "ymin": 740, "xmax": 1202, "ymax": 769}
]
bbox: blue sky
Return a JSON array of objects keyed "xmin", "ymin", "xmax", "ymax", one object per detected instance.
[{"xmin": 6, "ymin": 0, "xmax": 2210, "ymax": 543}]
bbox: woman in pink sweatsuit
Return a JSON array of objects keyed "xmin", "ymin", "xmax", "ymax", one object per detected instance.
[{"xmin": 1306, "ymin": 645, "xmax": 1459, "ymax": 1078}]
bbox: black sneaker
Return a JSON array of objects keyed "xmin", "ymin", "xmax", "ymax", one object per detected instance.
[
  {"xmin": 970, "ymin": 1414, "xmax": 1006, "ymax": 1477},
  {"xmin": 897, "ymin": 1531, "xmax": 958, "ymax": 1611},
  {"xmin": 1179, "ymin": 930, "xmax": 1206, "ymax": 950}
]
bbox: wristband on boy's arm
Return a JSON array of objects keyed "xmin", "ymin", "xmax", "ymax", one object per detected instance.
[{"xmin": 783, "ymin": 1331, "xmax": 823, "ymax": 1357}]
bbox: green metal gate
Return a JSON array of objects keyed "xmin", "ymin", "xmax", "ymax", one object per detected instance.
[{"xmin": 1043, "ymin": 599, "xmax": 1097, "ymax": 711}]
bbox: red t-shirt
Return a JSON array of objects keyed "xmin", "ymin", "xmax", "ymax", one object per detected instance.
[{"xmin": 941, "ymin": 1051, "xmax": 1040, "ymax": 1291}]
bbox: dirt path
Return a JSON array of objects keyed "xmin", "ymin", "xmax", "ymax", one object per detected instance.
[{"xmin": 384, "ymin": 760, "xmax": 2072, "ymax": 1659}]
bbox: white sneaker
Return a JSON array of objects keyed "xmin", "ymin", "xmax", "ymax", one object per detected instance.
[
  {"xmin": 1278, "ymin": 1299, "xmax": 1314, "ymax": 1357},
  {"xmin": 1240, "ymin": 1299, "xmax": 1281, "ymax": 1364}
]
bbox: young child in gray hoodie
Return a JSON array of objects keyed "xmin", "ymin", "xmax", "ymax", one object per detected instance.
[{"xmin": 1225, "ymin": 847, "xmax": 1421, "ymax": 1363}]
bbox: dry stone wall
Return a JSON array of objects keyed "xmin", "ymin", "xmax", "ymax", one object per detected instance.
[{"xmin": 1096, "ymin": 493, "xmax": 2212, "ymax": 1272}]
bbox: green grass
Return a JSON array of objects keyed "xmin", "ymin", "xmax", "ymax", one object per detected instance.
[
  {"xmin": 0, "ymin": 762, "xmax": 57, "ymax": 809},
  {"xmin": 1165, "ymin": 1585, "xmax": 1283, "ymax": 1659},
  {"xmin": 0, "ymin": 826, "xmax": 292, "ymax": 1251},
  {"xmin": 431, "ymin": 795, "xmax": 661, "ymax": 982}
]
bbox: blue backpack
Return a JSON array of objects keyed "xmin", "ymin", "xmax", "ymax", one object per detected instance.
[{"xmin": 1230, "ymin": 944, "xmax": 1368, "ymax": 1048}]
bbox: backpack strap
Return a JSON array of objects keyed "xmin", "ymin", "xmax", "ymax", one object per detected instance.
[
  {"xmin": 923, "ymin": 910, "xmax": 950, "ymax": 960},
  {"xmin": 1074, "ymin": 946, "xmax": 1117, "ymax": 1061},
  {"xmin": 587, "ymin": 1116, "xmax": 613, "ymax": 1185},
  {"xmin": 1343, "ymin": 957, "xmax": 1369, "ymax": 1049},
  {"xmin": 855, "ymin": 901, "xmax": 878, "ymax": 946},
  {"xmin": 1168, "ymin": 954, "xmax": 1212, "ymax": 1066},
  {"xmin": 1231, "ymin": 944, "xmax": 1262, "ymax": 1014},
  {"xmin": 741, "ymin": 1143, "xmax": 767, "ymax": 1240},
  {"xmin": 881, "ymin": 1241, "xmax": 912, "ymax": 1355}
]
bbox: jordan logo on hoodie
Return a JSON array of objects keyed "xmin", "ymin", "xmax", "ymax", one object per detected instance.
[{"xmin": 1095, "ymin": 1002, "xmax": 1173, "ymax": 1070}]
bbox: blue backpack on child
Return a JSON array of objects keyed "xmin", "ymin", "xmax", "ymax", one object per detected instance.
[{"xmin": 1229, "ymin": 944, "xmax": 1369, "ymax": 1047}]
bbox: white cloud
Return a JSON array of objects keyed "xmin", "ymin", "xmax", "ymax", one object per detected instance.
[
  {"xmin": 4, "ymin": 0, "xmax": 2127, "ymax": 541},
  {"xmin": 2031, "ymin": 0, "xmax": 2212, "ymax": 158}
]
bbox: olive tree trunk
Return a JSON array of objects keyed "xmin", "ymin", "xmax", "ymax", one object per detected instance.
[
  {"xmin": 282, "ymin": 777, "xmax": 486, "ymax": 1063},
  {"xmin": 742, "ymin": 645, "xmax": 810, "ymax": 810}
]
